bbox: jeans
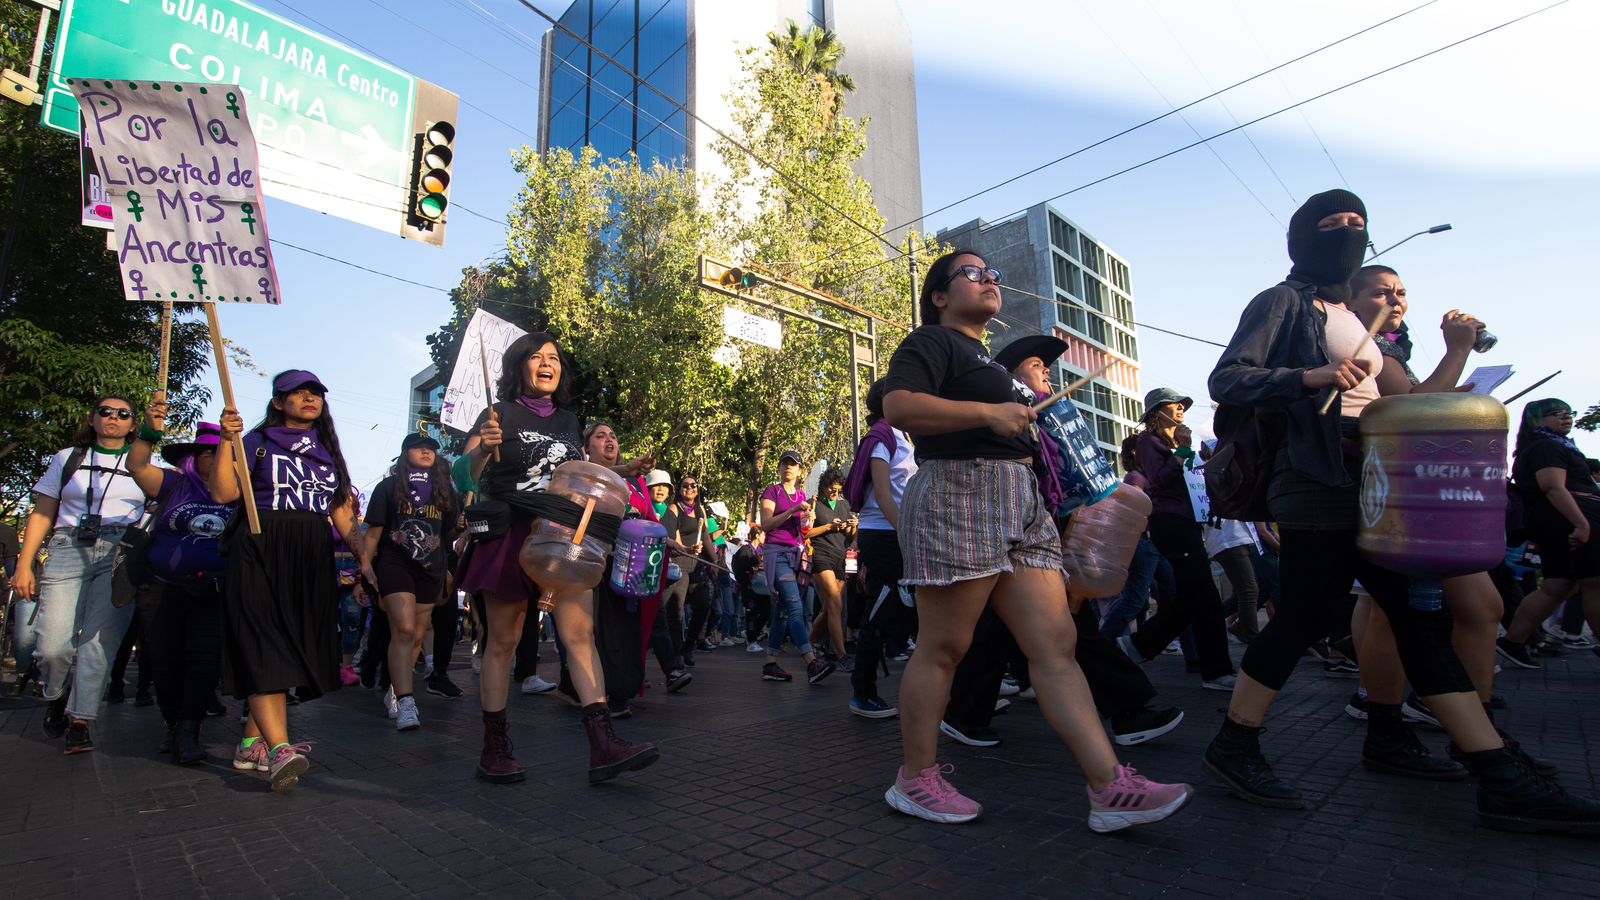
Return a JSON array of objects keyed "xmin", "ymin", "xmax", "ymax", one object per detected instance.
[
  {"xmin": 715, "ymin": 574, "xmax": 739, "ymax": 637},
  {"xmin": 338, "ymin": 589, "xmax": 363, "ymax": 656},
  {"xmin": 34, "ymin": 527, "xmax": 134, "ymax": 722},
  {"xmin": 763, "ymin": 545, "xmax": 813, "ymax": 657},
  {"xmin": 9, "ymin": 596, "xmax": 39, "ymax": 681},
  {"xmin": 1099, "ymin": 535, "xmax": 1159, "ymax": 640}
]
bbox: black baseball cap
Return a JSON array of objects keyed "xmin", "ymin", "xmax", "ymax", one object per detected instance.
[
  {"xmin": 402, "ymin": 433, "xmax": 441, "ymax": 453},
  {"xmin": 778, "ymin": 449, "xmax": 803, "ymax": 466}
]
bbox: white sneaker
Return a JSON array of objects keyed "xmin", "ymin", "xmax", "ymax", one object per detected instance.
[
  {"xmin": 1202, "ymin": 675, "xmax": 1238, "ymax": 692},
  {"xmin": 521, "ymin": 675, "xmax": 558, "ymax": 695},
  {"xmin": 382, "ymin": 686, "xmax": 398, "ymax": 719},
  {"xmin": 998, "ymin": 681, "xmax": 1021, "ymax": 697},
  {"xmin": 1018, "ymin": 686, "xmax": 1037, "ymax": 701},
  {"xmin": 395, "ymin": 695, "xmax": 421, "ymax": 731},
  {"xmin": 719, "ymin": 637, "xmax": 737, "ymax": 647},
  {"xmin": 746, "ymin": 642, "xmax": 765, "ymax": 653}
]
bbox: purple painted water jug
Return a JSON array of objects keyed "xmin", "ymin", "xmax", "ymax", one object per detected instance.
[
  {"xmin": 1357, "ymin": 393, "xmax": 1509, "ymax": 609},
  {"xmin": 610, "ymin": 518, "xmax": 667, "ymax": 601}
]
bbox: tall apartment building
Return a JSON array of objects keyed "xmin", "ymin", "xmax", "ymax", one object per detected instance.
[
  {"xmin": 939, "ymin": 203, "xmax": 1143, "ymax": 469},
  {"xmin": 534, "ymin": 0, "xmax": 923, "ymax": 239}
]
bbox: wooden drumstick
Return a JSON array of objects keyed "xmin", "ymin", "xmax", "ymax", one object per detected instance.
[
  {"xmin": 1319, "ymin": 313, "xmax": 1387, "ymax": 416},
  {"xmin": 1032, "ymin": 362, "xmax": 1113, "ymax": 413}
]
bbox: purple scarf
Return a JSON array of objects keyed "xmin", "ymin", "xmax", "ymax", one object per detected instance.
[
  {"xmin": 263, "ymin": 425, "xmax": 334, "ymax": 467},
  {"xmin": 1031, "ymin": 390, "xmax": 1067, "ymax": 515},
  {"xmin": 517, "ymin": 395, "xmax": 555, "ymax": 416},
  {"xmin": 406, "ymin": 468, "xmax": 433, "ymax": 507},
  {"xmin": 843, "ymin": 420, "xmax": 898, "ymax": 512}
]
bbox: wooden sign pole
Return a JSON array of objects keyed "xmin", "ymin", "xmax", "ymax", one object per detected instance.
[
  {"xmin": 478, "ymin": 331, "xmax": 500, "ymax": 463},
  {"xmin": 203, "ymin": 304, "xmax": 262, "ymax": 534},
  {"xmin": 155, "ymin": 301, "xmax": 173, "ymax": 399}
]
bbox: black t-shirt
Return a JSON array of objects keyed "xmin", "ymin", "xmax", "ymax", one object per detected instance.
[
  {"xmin": 883, "ymin": 325, "xmax": 1037, "ymax": 461},
  {"xmin": 1513, "ymin": 436, "xmax": 1600, "ymax": 534},
  {"xmin": 470, "ymin": 401, "xmax": 583, "ymax": 500},
  {"xmin": 366, "ymin": 474, "xmax": 451, "ymax": 577},
  {"xmin": 811, "ymin": 498, "xmax": 852, "ymax": 559},
  {"xmin": 660, "ymin": 504, "xmax": 711, "ymax": 575}
]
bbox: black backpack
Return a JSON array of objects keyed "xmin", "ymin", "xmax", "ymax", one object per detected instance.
[{"xmin": 1203, "ymin": 404, "xmax": 1286, "ymax": 522}]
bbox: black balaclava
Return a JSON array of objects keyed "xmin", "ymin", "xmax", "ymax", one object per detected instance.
[{"xmin": 1287, "ymin": 188, "xmax": 1367, "ymax": 303}]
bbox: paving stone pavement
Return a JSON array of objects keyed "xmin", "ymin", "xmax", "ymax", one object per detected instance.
[{"xmin": 1, "ymin": 637, "xmax": 1596, "ymax": 898}]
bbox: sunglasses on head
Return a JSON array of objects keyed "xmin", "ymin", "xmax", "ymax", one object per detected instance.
[
  {"xmin": 941, "ymin": 264, "xmax": 1003, "ymax": 288},
  {"xmin": 96, "ymin": 405, "xmax": 133, "ymax": 420}
]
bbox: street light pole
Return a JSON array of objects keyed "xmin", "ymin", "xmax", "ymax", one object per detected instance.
[{"xmin": 1367, "ymin": 223, "xmax": 1453, "ymax": 261}]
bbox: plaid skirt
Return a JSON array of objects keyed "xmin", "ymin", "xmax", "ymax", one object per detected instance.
[{"xmin": 898, "ymin": 458, "xmax": 1062, "ymax": 586}]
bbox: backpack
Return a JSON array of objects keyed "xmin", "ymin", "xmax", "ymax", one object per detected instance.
[{"xmin": 1203, "ymin": 404, "xmax": 1286, "ymax": 522}]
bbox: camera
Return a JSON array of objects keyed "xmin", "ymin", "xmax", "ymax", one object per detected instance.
[{"xmin": 75, "ymin": 513, "xmax": 102, "ymax": 546}]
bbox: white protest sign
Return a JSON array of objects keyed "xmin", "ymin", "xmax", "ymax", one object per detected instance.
[
  {"xmin": 440, "ymin": 308, "xmax": 527, "ymax": 433},
  {"xmin": 1183, "ymin": 464, "xmax": 1212, "ymax": 523},
  {"xmin": 70, "ymin": 80, "xmax": 280, "ymax": 304}
]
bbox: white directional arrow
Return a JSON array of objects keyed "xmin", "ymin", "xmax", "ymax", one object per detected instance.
[{"xmin": 340, "ymin": 123, "xmax": 407, "ymax": 168}]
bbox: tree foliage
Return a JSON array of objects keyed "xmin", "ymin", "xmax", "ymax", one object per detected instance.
[
  {"xmin": 429, "ymin": 26, "xmax": 941, "ymax": 514},
  {"xmin": 0, "ymin": 6, "xmax": 212, "ymax": 517}
]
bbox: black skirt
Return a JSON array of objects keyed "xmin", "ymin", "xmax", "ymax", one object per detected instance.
[{"xmin": 222, "ymin": 509, "xmax": 341, "ymax": 700}]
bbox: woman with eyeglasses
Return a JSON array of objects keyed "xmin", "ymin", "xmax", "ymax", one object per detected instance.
[
  {"xmin": 209, "ymin": 371, "xmax": 361, "ymax": 790},
  {"xmin": 1204, "ymin": 190, "xmax": 1600, "ymax": 834},
  {"xmin": 13, "ymin": 395, "xmax": 148, "ymax": 755},
  {"xmin": 1497, "ymin": 400, "xmax": 1600, "ymax": 667},
  {"xmin": 124, "ymin": 407, "xmax": 235, "ymax": 765},
  {"xmin": 806, "ymin": 467, "xmax": 856, "ymax": 667},
  {"xmin": 1343, "ymin": 264, "xmax": 1519, "ymax": 777},
  {"xmin": 759, "ymin": 450, "xmax": 836, "ymax": 684},
  {"xmin": 881, "ymin": 250, "xmax": 1190, "ymax": 830}
]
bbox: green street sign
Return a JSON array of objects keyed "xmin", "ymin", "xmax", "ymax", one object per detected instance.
[{"xmin": 42, "ymin": 0, "xmax": 455, "ymax": 242}]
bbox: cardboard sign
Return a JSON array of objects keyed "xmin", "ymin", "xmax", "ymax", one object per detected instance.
[
  {"xmin": 69, "ymin": 80, "xmax": 281, "ymax": 304},
  {"xmin": 79, "ymin": 117, "xmax": 114, "ymax": 229},
  {"xmin": 1037, "ymin": 401, "xmax": 1120, "ymax": 515},
  {"xmin": 440, "ymin": 308, "xmax": 527, "ymax": 433},
  {"xmin": 1184, "ymin": 465, "xmax": 1211, "ymax": 523}
]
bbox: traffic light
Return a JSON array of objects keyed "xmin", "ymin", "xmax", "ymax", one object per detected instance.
[
  {"xmin": 719, "ymin": 266, "xmax": 758, "ymax": 291},
  {"xmin": 399, "ymin": 80, "xmax": 461, "ymax": 248},
  {"xmin": 411, "ymin": 120, "xmax": 454, "ymax": 225}
]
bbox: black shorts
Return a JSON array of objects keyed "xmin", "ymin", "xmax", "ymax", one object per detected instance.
[
  {"xmin": 374, "ymin": 552, "xmax": 444, "ymax": 604},
  {"xmin": 810, "ymin": 550, "xmax": 847, "ymax": 579},
  {"xmin": 1530, "ymin": 526, "xmax": 1600, "ymax": 581}
]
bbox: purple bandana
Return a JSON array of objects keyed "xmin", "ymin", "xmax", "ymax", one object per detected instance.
[
  {"xmin": 263, "ymin": 426, "xmax": 334, "ymax": 467},
  {"xmin": 406, "ymin": 468, "xmax": 433, "ymax": 507},
  {"xmin": 517, "ymin": 395, "xmax": 555, "ymax": 416}
]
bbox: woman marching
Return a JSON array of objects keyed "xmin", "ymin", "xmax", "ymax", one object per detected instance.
[
  {"xmin": 583, "ymin": 421, "xmax": 652, "ymax": 716},
  {"xmin": 362, "ymin": 433, "xmax": 457, "ymax": 732},
  {"xmin": 125, "ymin": 410, "xmax": 235, "ymax": 765},
  {"xmin": 1202, "ymin": 189, "xmax": 1600, "ymax": 833},
  {"xmin": 458, "ymin": 332, "xmax": 658, "ymax": 784},
  {"xmin": 211, "ymin": 370, "xmax": 360, "ymax": 790},
  {"xmin": 880, "ymin": 250, "xmax": 1191, "ymax": 830},
  {"xmin": 758, "ymin": 450, "xmax": 836, "ymax": 685},
  {"xmin": 806, "ymin": 467, "xmax": 857, "ymax": 666},
  {"xmin": 13, "ymin": 395, "xmax": 147, "ymax": 754}
]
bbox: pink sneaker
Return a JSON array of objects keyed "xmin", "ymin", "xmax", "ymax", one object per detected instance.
[
  {"xmin": 884, "ymin": 763, "xmax": 982, "ymax": 824},
  {"xmin": 339, "ymin": 665, "xmax": 360, "ymax": 687},
  {"xmin": 233, "ymin": 739, "xmax": 269, "ymax": 772},
  {"xmin": 1086, "ymin": 764, "xmax": 1192, "ymax": 833},
  {"xmin": 268, "ymin": 743, "xmax": 311, "ymax": 792}
]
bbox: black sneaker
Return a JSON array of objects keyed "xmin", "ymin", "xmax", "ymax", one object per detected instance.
[
  {"xmin": 1402, "ymin": 693, "xmax": 1441, "ymax": 728},
  {"xmin": 1529, "ymin": 638, "xmax": 1566, "ymax": 658},
  {"xmin": 1470, "ymin": 749, "xmax": 1600, "ymax": 835},
  {"xmin": 206, "ymin": 694, "xmax": 227, "ymax": 716},
  {"xmin": 1495, "ymin": 637, "xmax": 1541, "ymax": 670},
  {"xmin": 682, "ymin": 649, "xmax": 696, "ymax": 668},
  {"xmin": 696, "ymin": 639, "xmax": 716, "ymax": 652},
  {"xmin": 1323, "ymin": 658, "xmax": 1360, "ymax": 677},
  {"xmin": 134, "ymin": 687, "xmax": 154, "ymax": 707},
  {"xmin": 761, "ymin": 662, "xmax": 792, "ymax": 682},
  {"xmin": 1363, "ymin": 724, "xmax": 1468, "ymax": 781},
  {"xmin": 940, "ymin": 720, "xmax": 1002, "ymax": 747},
  {"xmin": 64, "ymin": 721, "xmax": 95, "ymax": 755},
  {"xmin": 426, "ymin": 675, "xmax": 464, "ymax": 699},
  {"xmin": 43, "ymin": 697, "xmax": 70, "ymax": 739},
  {"xmin": 1111, "ymin": 706, "xmax": 1184, "ymax": 746},
  {"xmin": 1344, "ymin": 691, "xmax": 1369, "ymax": 721},
  {"xmin": 666, "ymin": 670, "xmax": 694, "ymax": 693},
  {"xmin": 1202, "ymin": 724, "xmax": 1305, "ymax": 809},
  {"xmin": 806, "ymin": 659, "xmax": 836, "ymax": 685},
  {"xmin": 1449, "ymin": 730, "xmax": 1559, "ymax": 778}
]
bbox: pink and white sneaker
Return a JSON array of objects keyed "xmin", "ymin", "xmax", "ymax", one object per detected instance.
[
  {"xmin": 268, "ymin": 743, "xmax": 311, "ymax": 792},
  {"xmin": 1086, "ymin": 764, "xmax": 1192, "ymax": 833},
  {"xmin": 232, "ymin": 740, "xmax": 269, "ymax": 772},
  {"xmin": 884, "ymin": 763, "xmax": 982, "ymax": 824}
]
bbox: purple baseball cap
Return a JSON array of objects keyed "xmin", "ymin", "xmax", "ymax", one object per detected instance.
[
  {"xmin": 272, "ymin": 369, "xmax": 328, "ymax": 395},
  {"xmin": 161, "ymin": 422, "xmax": 222, "ymax": 465}
]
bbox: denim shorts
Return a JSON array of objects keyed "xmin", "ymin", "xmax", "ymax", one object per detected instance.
[{"xmin": 898, "ymin": 458, "xmax": 1061, "ymax": 587}]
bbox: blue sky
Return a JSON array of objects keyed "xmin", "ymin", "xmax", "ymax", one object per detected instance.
[{"xmin": 186, "ymin": 0, "xmax": 1598, "ymax": 497}]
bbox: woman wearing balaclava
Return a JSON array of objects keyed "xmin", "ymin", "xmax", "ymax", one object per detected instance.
[{"xmin": 1202, "ymin": 190, "xmax": 1600, "ymax": 834}]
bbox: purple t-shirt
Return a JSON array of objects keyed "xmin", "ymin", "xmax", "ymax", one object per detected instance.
[
  {"xmin": 761, "ymin": 484, "xmax": 808, "ymax": 547},
  {"xmin": 146, "ymin": 470, "xmax": 235, "ymax": 580},
  {"xmin": 243, "ymin": 429, "xmax": 338, "ymax": 515}
]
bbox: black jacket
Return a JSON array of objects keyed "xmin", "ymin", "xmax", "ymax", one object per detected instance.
[{"xmin": 1208, "ymin": 278, "xmax": 1350, "ymax": 489}]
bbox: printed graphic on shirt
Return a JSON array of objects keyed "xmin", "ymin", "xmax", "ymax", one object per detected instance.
[
  {"xmin": 389, "ymin": 504, "xmax": 443, "ymax": 564},
  {"xmin": 515, "ymin": 433, "xmax": 576, "ymax": 493},
  {"xmin": 270, "ymin": 453, "xmax": 339, "ymax": 513}
]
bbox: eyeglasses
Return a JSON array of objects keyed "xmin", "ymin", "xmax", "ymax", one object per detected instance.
[
  {"xmin": 96, "ymin": 406, "xmax": 133, "ymax": 420},
  {"xmin": 824, "ymin": 485, "xmax": 843, "ymax": 495},
  {"xmin": 941, "ymin": 264, "xmax": 1003, "ymax": 288},
  {"xmin": 680, "ymin": 482, "xmax": 699, "ymax": 489}
]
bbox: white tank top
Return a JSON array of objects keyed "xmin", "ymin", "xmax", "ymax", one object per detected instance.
[{"xmin": 1322, "ymin": 302, "xmax": 1383, "ymax": 417}]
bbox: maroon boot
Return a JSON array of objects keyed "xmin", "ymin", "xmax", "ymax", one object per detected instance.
[
  {"xmin": 583, "ymin": 703, "xmax": 659, "ymax": 784},
  {"xmin": 477, "ymin": 709, "xmax": 525, "ymax": 784}
]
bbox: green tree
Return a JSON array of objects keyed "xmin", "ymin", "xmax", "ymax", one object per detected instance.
[
  {"xmin": 768, "ymin": 19, "xmax": 856, "ymax": 119},
  {"xmin": 0, "ymin": 6, "xmax": 213, "ymax": 518},
  {"xmin": 1576, "ymin": 403, "xmax": 1600, "ymax": 434}
]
